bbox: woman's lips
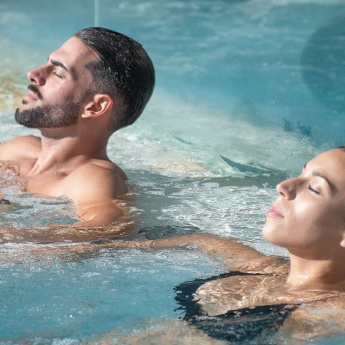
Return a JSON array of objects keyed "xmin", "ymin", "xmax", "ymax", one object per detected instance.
[{"xmin": 266, "ymin": 204, "xmax": 284, "ymax": 218}]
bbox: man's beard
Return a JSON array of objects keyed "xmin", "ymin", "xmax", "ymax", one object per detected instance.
[{"xmin": 15, "ymin": 102, "xmax": 81, "ymax": 129}]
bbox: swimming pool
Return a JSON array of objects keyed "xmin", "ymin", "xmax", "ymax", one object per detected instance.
[{"xmin": 1, "ymin": 0, "xmax": 345, "ymax": 343}]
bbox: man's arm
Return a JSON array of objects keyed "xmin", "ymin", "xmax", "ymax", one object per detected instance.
[
  {"xmin": 64, "ymin": 163, "xmax": 130, "ymax": 227},
  {"xmin": 73, "ymin": 198, "xmax": 131, "ymax": 227},
  {"xmin": 0, "ymin": 222, "xmax": 134, "ymax": 244}
]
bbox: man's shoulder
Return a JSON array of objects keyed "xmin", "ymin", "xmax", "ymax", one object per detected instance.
[
  {"xmin": 0, "ymin": 135, "xmax": 41, "ymax": 161},
  {"xmin": 61, "ymin": 159, "xmax": 130, "ymax": 226},
  {"xmin": 91, "ymin": 159, "xmax": 128, "ymax": 181},
  {"xmin": 74, "ymin": 159, "xmax": 127, "ymax": 180},
  {"xmin": 65, "ymin": 159, "xmax": 128, "ymax": 198},
  {"xmin": 2, "ymin": 135, "xmax": 41, "ymax": 146}
]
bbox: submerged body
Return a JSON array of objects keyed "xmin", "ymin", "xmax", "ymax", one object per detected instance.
[
  {"xmin": 27, "ymin": 230, "xmax": 345, "ymax": 342},
  {"xmin": 0, "ymin": 135, "xmax": 128, "ymax": 227},
  {"xmin": 23, "ymin": 147, "xmax": 344, "ymax": 341}
]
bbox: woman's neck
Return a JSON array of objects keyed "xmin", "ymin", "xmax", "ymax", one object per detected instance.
[{"xmin": 287, "ymin": 254, "xmax": 345, "ymax": 291}]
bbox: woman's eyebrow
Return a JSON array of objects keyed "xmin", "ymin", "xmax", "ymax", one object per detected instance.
[
  {"xmin": 304, "ymin": 162, "xmax": 336, "ymax": 191},
  {"xmin": 312, "ymin": 170, "xmax": 336, "ymax": 192}
]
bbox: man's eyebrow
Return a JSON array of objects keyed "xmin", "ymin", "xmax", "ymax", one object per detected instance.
[
  {"xmin": 49, "ymin": 58, "xmax": 78, "ymax": 80},
  {"xmin": 50, "ymin": 58, "xmax": 68, "ymax": 71}
]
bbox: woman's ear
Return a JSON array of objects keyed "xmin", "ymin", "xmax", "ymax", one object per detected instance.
[
  {"xmin": 340, "ymin": 223, "xmax": 345, "ymax": 248},
  {"xmin": 82, "ymin": 94, "xmax": 113, "ymax": 119},
  {"xmin": 341, "ymin": 237, "xmax": 345, "ymax": 248}
]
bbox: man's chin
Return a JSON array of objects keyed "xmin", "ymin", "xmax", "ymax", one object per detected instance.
[{"xmin": 14, "ymin": 103, "xmax": 80, "ymax": 128}]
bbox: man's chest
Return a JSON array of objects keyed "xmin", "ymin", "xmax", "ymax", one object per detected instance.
[
  {"xmin": 25, "ymin": 171, "xmax": 70, "ymax": 198},
  {"xmin": 14, "ymin": 160, "xmax": 71, "ymax": 198}
]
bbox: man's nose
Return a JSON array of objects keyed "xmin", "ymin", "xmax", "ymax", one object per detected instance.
[
  {"xmin": 276, "ymin": 178, "xmax": 297, "ymax": 200},
  {"xmin": 27, "ymin": 65, "xmax": 47, "ymax": 86}
]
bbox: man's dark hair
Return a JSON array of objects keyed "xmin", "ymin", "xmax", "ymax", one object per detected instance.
[{"xmin": 74, "ymin": 27, "xmax": 155, "ymax": 131}]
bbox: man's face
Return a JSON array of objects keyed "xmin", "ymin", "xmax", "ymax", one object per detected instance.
[{"xmin": 15, "ymin": 37, "xmax": 98, "ymax": 129}]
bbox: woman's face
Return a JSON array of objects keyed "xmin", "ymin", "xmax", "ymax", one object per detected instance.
[{"xmin": 262, "ymin": 149, "xmax": 345, "ymax": 258}]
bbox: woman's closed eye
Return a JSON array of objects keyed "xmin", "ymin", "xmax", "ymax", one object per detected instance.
[{"xmin": 308, "ymin": 184, "xmax": 320, "ymax": 195}]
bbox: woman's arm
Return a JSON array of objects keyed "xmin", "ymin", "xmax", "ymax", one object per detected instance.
[
  {"xmin": 59, "ymin": 233, "xmax": 266, "ymax": 265},
  {"xmin": 143, "ymin": 233, "xmax": 264, "ymax": 261},
  {"xmin": 3, "ymin": 232, "xmax": 266, "ymax": 265}
]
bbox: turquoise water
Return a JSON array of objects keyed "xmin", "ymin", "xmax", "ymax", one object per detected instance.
[
  {"xmin": 0, "ymin": 248, "xmax": 223, "ymax": 343},
  {"xmin": 1, "ymin": 0, "xmax": 345, "ymax": 343}
]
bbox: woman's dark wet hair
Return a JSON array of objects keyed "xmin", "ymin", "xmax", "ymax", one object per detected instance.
[{"xmin": 74, "ymin": 27, "xmax": 155, "ymax": 131}]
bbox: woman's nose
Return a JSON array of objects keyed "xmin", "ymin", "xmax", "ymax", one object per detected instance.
[
  {"xmin": 27, "ymin": 65, "xmax": 47, "ymax": 86},
  {"xmin": 276, "ymin": 178, "xmax": 297, "ymax": 200}
]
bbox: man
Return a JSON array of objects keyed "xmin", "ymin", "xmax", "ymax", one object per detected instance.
[{"xmin": 0, "ymin": 27, "xmax": 155, "ymax": 227}]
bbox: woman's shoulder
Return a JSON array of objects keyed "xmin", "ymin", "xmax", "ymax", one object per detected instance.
[
  {"xmin": 193, "ymin": 266, "xmax": 340, "ymax": 317},
  {"xmin": 230, "ymin": 255, "xmax": 289, "ymax": 275},
  {"xmin": 280, "ymin": 294, "xmax": 345, "ymax": 340},
  {"xmin": 176, "ymin": 269, "xmax": 345, "ymax": 343}
]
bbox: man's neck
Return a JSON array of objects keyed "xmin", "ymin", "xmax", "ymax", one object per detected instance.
[{"xmin": 27, "ymin": 130, "xmax": 108, "ymax": 176}]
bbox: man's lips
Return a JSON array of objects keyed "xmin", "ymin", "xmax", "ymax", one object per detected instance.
[
  {"xmin": 266, "ymin": 204, "xmax": 284, "ymax": 218},
  {"xmin": 23, "ymin": 91, "xmax": 38, "ymax": 103},
  {"xmin": 23, "ymin": 85, "xmax": 43, "ymax": 102}
]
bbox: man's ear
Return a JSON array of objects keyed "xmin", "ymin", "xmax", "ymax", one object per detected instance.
[{"xmin": 82, "ymin": 94, "xmax": 113, "ymax": 119}]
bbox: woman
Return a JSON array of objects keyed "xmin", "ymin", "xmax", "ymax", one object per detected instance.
[
  {"xmin": 174, "ymin": 146, "xmax": 345, "ymax": 342},
  {"xmin": 22, "ymin": 147, "xmax": 345, "ymax": 341}
]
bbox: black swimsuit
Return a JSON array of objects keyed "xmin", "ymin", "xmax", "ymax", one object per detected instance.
[{"xmin": 174, "ymin": 272, "xmax": 297, "ymax": 345}]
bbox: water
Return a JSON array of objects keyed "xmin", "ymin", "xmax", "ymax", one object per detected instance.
[
  {"xmin": 1, "ymin": 0, "xmax": 345, "ymax": 343},
  {"xmin": 0, "ymin": 248, "xmax": 223, "ymax": 342}
]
